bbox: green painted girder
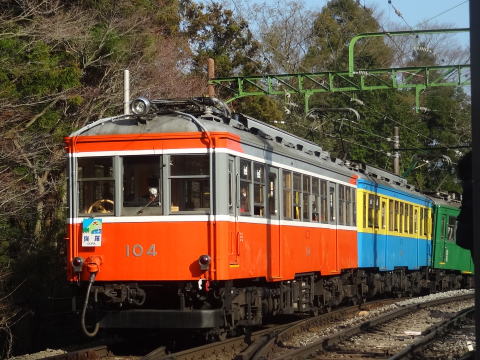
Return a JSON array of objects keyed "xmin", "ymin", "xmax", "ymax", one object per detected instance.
[{"xmin": 210, "ymin": 64, "xmax": 470, "ymax": 112}]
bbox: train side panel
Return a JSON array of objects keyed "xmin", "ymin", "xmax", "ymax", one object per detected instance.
[
  {"xmin": 432, "ymin": 204, "xmax": 474, "ymax": 273},
  {"xmin": 356, "ymin": 179, "xmax": 432, "ymax": 271}
]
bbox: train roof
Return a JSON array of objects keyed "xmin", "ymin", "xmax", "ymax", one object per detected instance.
[{"xmin": 70, "ymin": 97, "xmax": 426, "ymax": 198}]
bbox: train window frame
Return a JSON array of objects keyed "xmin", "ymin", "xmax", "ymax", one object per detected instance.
[
  {"xmin": 77, "ymin": 156, "xmax": 115, "ymax": 217},
  {"xmin": 352, "ymin": 188, "xmax": 356, "ymax": 226},
  {"xmin": 312, "ymin": 178, "xmax": 320, "ymax": 222},
  {"xmin": 420, "ymin": 208, "xmax": 424, "ymax": 236},
  {"xmin": 302, "ymin": 175, "xmax": 311, "ymax": 222},
  {"xmin": 380, "ymin": 198, "xmax": 386, "ymax": 229},
  {"xmin": 338, "ymin": 185, "xmax": 345, "ymax": 225},
  {"xmin": 367, "ymin": 194, "xmax": 374, "ymax": 228},
  {"xmin": 329, "ymin": 183, "xmax": 336, "ymax": 223},
  {"xmin": 345, "ymin": 187, "xmax": 352, "ymax": 226},
  {"xmin": 169, "ymin": 154, "xmax": 210, "ymax": 214},
  {"xmin": 268, "ymin": 167, "xmax": 279, "ymax": 217},
  {"xmin": 375, "ymin": 196, "xmax": 380, "ymax": 229},
  {"xmin": 425, "ymin": 209, "xmax": 430, "ymax": 237},
  {"xmin": 399, "ymin": 202, "xmax": 404, "ymax": 233},
  {"xmin": 239, "ymin": 159, "xmax": 252, "ymax": 216},
  {"xmin": 228, "ymin": 157, "xmax": 235, "ymax": 215},
  {"xmin": 253, "ymin": 162, "xmax": 266, "ymax": 217},
  {"xmin": 394, "ymin": 201, "xmax": 399, "ymax": 232},
  {"xmin": 409, "ymin": 205, "xmax": 414, "ymax": 234},
  {"xmin": 404, "ymin": 203, "xmax": 409, "ymax": 234},
  {"xmin": 121, "ymin": 155, "xmax": 162, "ymax": 216},
  {"xmin": 282, "ymin": 170, "xmax": 292, "ymax": 219},
  {"xmin": 293, "ymin": 172, "xmax": 302, "ymax": 221},
  {"xmin": 320, "ymin": 180, "xmax": 328, "ymax": 223},
  {"xmin": 388, "ymin": 199, "xmax": 394, "ymax": 231},
  {"xmin": 447, "ymin": 216, "xmax": 457, "ymax": 242}
]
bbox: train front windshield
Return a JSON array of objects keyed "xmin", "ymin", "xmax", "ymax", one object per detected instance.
[{"xmin": 76, "ymin": 154, "xmax": 210, "ymax": 216}]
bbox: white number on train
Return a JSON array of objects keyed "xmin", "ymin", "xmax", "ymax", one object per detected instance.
[{"xmin": 125, "ymin": 244, "xmax": 157, "ymax": 257}]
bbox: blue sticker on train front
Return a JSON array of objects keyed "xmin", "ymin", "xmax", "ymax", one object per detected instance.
[{"xmin": 82, "ymin": 218, "xmax": 102, "ymax": 247}]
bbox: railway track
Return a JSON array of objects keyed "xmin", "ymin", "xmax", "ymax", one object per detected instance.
[
  {"xmin": 140, "ymin": 298, "xmax": 401, "ymax": 360},
  {"xmin": 262, "ymin": 293, "xmax": 474, "ymax": 360},
  {"xmin": 138, "ymin": 291, "xmax": 473, "ymax": 360}
]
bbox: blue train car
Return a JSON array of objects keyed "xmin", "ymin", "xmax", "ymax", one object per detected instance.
[{"xmin": 356, "ymin": 177, "xmax": 433, "ymax": 271}]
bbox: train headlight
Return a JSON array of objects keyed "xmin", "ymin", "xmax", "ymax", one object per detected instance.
[
  {"xmin": 72, "ymin": 256, "xmax": 84, "ymax": 273},
  {"xmin": 131, "ymin": 97, "xmax": 151, "ymax": 115},
  {"xmin": 198, "ymin": 254, "xmax": 211, "ymax": 271}
]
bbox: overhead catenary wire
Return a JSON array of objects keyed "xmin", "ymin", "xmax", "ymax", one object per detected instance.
[{"xmin": 418, "ymin": 0, "xmax": 469, "ymax": 26}]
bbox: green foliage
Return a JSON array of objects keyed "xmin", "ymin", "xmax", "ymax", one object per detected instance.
[
  {"xmin": 181, "ymin": 0, "xmax": 265, "ymax": 77},
  {"xmin": 303, "ymin": 0, "xmax": 393, "ymax": 71}
]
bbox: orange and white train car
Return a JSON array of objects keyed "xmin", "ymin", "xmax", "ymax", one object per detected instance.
[{"xmin": 65, "ymin": 98, "xmax": 360, "ymax": 337}]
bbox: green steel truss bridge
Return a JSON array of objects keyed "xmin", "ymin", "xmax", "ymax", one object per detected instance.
[{"xmin": 209, "ymin": 29, "xmax": 470, "ymax": 113}]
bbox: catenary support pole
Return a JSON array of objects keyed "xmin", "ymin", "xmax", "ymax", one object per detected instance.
[
  {"xmin": 393, "ymin": 127, "xmax": 400, "ymax": 175},
  {"xmin": 124, "ymin": 69, "xmax": 130, "ymax": 115}
]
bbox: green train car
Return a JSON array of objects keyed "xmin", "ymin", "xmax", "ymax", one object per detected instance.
[{"xmin": 432, "ymin": 199, "xmax": 474, "ymax": 275}]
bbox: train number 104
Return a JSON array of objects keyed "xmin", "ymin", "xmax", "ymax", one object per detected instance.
[{"xmin": 125, "ymin": 244, "xmax": 157, "ymax": 257}]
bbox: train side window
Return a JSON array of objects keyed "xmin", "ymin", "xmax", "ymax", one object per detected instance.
[
  {"xmin": 380, "ymin": 199, "xmax": 386, "ymax": 229},
  {"xmin": 409, "ymin": 205, "xmax": 414, "ymax": 234},
  {"xmin": 312, "ymin": 178, "xmax": 319, "ymax": 222},
  {"xmin": 374, "ymin": 195, "xmax": 380, "ymax": 229},
  {"xmin": 346, "ymin": 187, "xmax": 352, "ymax": 226},
  {"xmin": 293, "ymin": 173, "xmax": 302, "ymax": 220},
  {"xmin": 329, "ymin": 183, "xmax": 336, "ymax": 223},
  {"xmin": 282, "ymin": 170, "xmax": 292, "ymax": 219},
  {"xmin": 228, "ymin": 158, "xmax": 234, "ymax": 215},
  {"xmin": 253, "ymin": 162, "xmax": 265, "ymax": 217},
  {"xmin": 419, "ymin": 208, "xmax": 424, "ymax": 236},
  {"xmin": 302, "ymin": 175, "xmax": 311, "ymax": 221},
  {"xmin": 414, "ymin": 208, "xmax": 418, "ymax": 234},
  {"xmin": 447, "ymin": 216, "xmax": 456, "ymax": 242},
  {"xmin": 394, "ymin": 201, "xmax": 399, "ymax": 232},
  {"xmin": 338, "ymin": 185, "xmax": 345, "ymax": 225},
  {"xmin": 350, "ymin": 188, "xmax": 357, "ymax": 226},
  {"xmin": 320, "ymin": 180, "xmax": 328, "ymax": 223},
  {"xmin": 363, "ymin": 193, "xmax": 367, "ymax": 228},
  {"xmin": 268, "ymin": 168, "xmax": 278, "ymax": 216},
  {"xmin": 240, "ymin": 159, "xmax": 251, "ymax": 215},
  {"xmin": 404, "ymin": 203, "xmax": 409, "ymax": 234},
  {"xmin": 368, "ymin": 194, "xmax": 374, "ymax": 228},
  {"xmin": 122, "ymin": 156, "xmax": 162, "ymax": 215},
  {"xmin": 399, "ymin": 203, "xmax": 404, "ymax": 233},
  {"xmin": 170, "ymin": 155, "xmax": 210, "ymax": 213},
  {"xmin": 388, "ymin": 200, "xmax": 394, "ymax": 231},
  {"xmin": 78, "ymin": 157, "xmax": 115, "ymax": 216},
  {"xmin": 425, "ymin": 208, "xmax": 429, "ymax": 236}
]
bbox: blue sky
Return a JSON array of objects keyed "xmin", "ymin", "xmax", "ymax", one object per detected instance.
[
  {"xmin": 305, "ymin": 0, "xmax": 470, "ymax": 44},
  {"xmin": 305, "ymin": 0, "xmax": 469, "ymax": 27}
]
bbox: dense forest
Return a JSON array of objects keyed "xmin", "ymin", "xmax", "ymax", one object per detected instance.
[{"xmin": 0, "ymin": 0, "xmax": 471, "ymax": 355}]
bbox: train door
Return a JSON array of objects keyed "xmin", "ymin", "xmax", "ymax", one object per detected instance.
[
  {"xmin": 267, "ymin": 166, "xmax": 281, "ymax": 279},
  {"xmin": 228, "ymin": 156, "xmax": 239, "ymax": 265}
]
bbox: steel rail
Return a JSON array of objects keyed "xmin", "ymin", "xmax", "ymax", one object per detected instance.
[
  {"xmin": 143, "ymin": 299, "xmax": 399, "ymax": 360},
  {"xmin": 269, "ymin": 293, "xmax": 474, "ymax": 360},
  {"xmin": 388, "ymin": 306, "xmax": 475, "ymax": 359}
]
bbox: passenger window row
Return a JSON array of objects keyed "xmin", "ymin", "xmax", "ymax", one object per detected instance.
[
  {"xmin": 239, "ymin": 159, "xmax": 356, "ymax": 226},
  {"xmin": 363, "ymin": 193, "xmax": 430, "ymax": 236}
]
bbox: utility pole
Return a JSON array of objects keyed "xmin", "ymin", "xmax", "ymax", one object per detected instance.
[
  {"xmin": 124, "ymin": 69, "xmax": 130, "ymax": 115},
  {"xmin": 393, "ymin": 127, "xmax": 400, "ymax": 175},
  {"xmin": 207, "ymin": 58, "xmax": 216, "ymax": 97}
]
